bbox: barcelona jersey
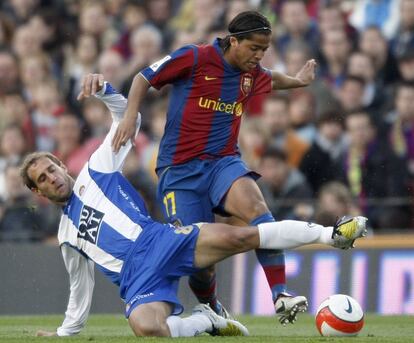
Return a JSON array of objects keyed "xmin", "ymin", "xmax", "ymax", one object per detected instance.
[{"xmin": 140, "ymin": 38, "xmax": 272, "ymax": 171}]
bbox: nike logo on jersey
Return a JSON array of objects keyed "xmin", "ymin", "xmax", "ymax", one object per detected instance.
[
  {"xmin": 205, "ymin": 76, "xmax": 217, "ymax": 80},
  {"xmin": 345, "ymin": 298, "xmax": 353, "ymax": 313}
]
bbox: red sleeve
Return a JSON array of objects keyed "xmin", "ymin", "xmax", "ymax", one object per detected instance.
[{"xmin": 252, "ymin": 66, "xmax": 272, "ymax": 96}]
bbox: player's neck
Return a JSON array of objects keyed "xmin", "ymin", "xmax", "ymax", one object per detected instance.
[{"xmin": 222, "ymin": 50, "xmax": 239, "ymax": 70}]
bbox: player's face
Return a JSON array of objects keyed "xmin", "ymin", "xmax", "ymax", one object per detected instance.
[
  {"xmin": 28, "ymin": 157, "xmax": 74, "ymax": 204},
  {"xmin": 227, "ymin": 34, "xmax": 271, "ymax": 71}
]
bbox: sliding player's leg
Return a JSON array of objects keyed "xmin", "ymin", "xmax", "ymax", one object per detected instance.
[
  {"xmin": 125, "ymin": 221, "xmax": 249, "ymax": 337},
  {"xmin": 194, "ymin": 218, "xmax": 368, "ymax": 268},
  {"xmin": 194, "ymin": 216, "xmax": 368, "ymax": 326},
  {"xmin": 128, "ymin": 301, "xmax": 248, "ymax": 337}
]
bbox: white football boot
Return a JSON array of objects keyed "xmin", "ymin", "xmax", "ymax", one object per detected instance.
[
  {"xmin": 274, "ymin": 293, "xmax": 308, "ymax": 325},
  {"xmin": 192, "ymin": 303, "xmax": 249, "ymax": 336}
]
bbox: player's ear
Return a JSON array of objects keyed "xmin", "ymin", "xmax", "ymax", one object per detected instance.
[{"xmin": 229, "ymin": 36, "xmax": 239, "ymax": 47}]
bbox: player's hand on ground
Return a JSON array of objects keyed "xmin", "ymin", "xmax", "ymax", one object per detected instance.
[
  {"xmin": 77, "ymin": 73, "xmax": 104, "ymax": 101},
  {"xmin": 36, "ymin": 330, "xmax": 57, "ymax": 336},
  {"xmin": 111, "ymin": 115, "xmax": 137, "ymax": 153},
  {"xmin": 295, "ymin": 59, "xmax": 317, "ymax": 86}
]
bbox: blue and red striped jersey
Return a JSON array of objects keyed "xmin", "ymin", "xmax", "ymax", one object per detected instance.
[{"xmin": 140, "ymin": 38, "xmax": 272, "ymax": 171}]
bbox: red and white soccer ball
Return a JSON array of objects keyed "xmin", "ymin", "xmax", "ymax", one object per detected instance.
[{"xmin": 315, "ymin": 294, "xmax": 364, "ymax": 337}]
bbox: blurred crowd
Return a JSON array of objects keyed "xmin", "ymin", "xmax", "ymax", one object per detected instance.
[{"xmin": 0, "ymin": 0, "xmax": 414, "ymax": 243}]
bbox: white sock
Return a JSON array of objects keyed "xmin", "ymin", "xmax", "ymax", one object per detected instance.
[
  {"xmin": 258, "ymin": 220, "xmax": 334, "ymax": 250},
  {"xmin": 166, "ymin": 314, "xmax": 212, "ymax": 337}
]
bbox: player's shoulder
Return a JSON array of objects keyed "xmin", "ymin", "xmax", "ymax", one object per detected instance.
[
  {"xmin": 174, "ymin": 43, "xmax": 212, "ymax": 55},
  {"xmin": 195, "ymin": 43, "xmax": 217, "ymax": 56}
]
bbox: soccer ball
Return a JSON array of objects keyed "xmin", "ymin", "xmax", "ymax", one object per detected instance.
[{"xmin": 315, "ymin": 294, "xmax": 364, "ymax": 337}]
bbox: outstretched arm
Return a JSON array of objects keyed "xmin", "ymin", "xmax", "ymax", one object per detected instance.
[
  {"xmin": 271, "ymin": 59, "xmax": 317, "ymax": 90},
  {"xmin": 37, "ymin": 245, "xmax": 95, "ymax": 337},
  {"xmin": 111, "ymin": 74, "xmax": 150, "ymax": 153},
  {"xmin": 77, "ymin": 73, "xmax": 141, "ymax": 173}
]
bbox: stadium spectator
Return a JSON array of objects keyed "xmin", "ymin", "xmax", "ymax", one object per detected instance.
[
  {"xmin": 1, "ymin": 0, "xmax": 40, "ymax": 25},
  {"xmin": 299, "ymin": 111, "xmax": 346, "ymax": 195},
  {"xmin": 81, "ymin": 96, "xmax": 112, "ymax": 139},
  {"xmin": 342, "ymin": 110, "xmax": 411, "ymax": 229},
  {"xmin": 384, "ymin": 81, "xmax": 414, "ymax": 187},
  {"xmin": 391, "ymin": 0, "xmax": 414, "ymax": 58},
  {"xmin": 0, "ymin": 162, "xmax": 48, "ymax": 242},
  {"xmin": 121, "ymin": 24, "xmax": 164, "ymax": 95},
  {"xmin": 24, "ymin": 73, "xmax": 367, "ymax": 337},
  {"xmin": 140, "ymin": 98, "xmax": 168, "ymax": 183},
  {"xmin": 396, "ymin": 48, "xmax": 414, "ymax": 82},
  {"xmin": 349, "ymin": 0, "xmax": 399, "ymax": 40},
  {"xmin": 30, "ymin": 81, "xmax": 65, "ymax": 151},
  {"xmin": 335, "ymin": 75, "xmax": 366, "ymax": 114},
  {"xmin": 314, "ymin": 181, "xmax": 361, "ymax": 227},
  {"xmin": 317, "ymin": 3, "xmax": 357, "ymax": 43},
  {"xmin": 0, "ymin": 123, "xmax": 28, "ymax": 199},
  {"xmin": 145, "ymin": 0, "xmax": 175, "ymax": 49},
  {"xmin": 288, "ymin": 89, "xmax": 317, "ymax": 143},
  {"xmin": 276, "ymin": 0, "xmax": 319, "ymax": 55},
  {"xmin": 0, "ymin": 91, "xmax": 30, "ymax": 136},
  {"xmin": 346, "ymin": 51, "xmax": 387, "ymax": 122},
  {"xmin": 225, "ymin": 0, "xmax": 253, "ymax": 28},
  {"xmin": 319, "ymin": 29, "xmax": 352, "ymax": 90},
  {"xmin": 65, "ymin": 33, "xmax": 100, "ymax": 113},
  {"xmin": 283, "ymin": 40, "xmax": 335, "ymax": 117},
  {"xmin": 78, "ymin": 1, "xmax": 109, "ymax": 40},
  {"xmin": 112, "ymin": 11, "xmax": 317, "ymax": 324},
  {"xmin": 171, "ymin": 0, "xmax": 225, "ymax": 42},
  {"xmin": 27, "ymin": 9, "xmax": 66, "ymax": 77},
  {"xmin": 358, "ymin": 26, "xmax": 399, "ymax": 84},
  {"xmin": 262, "ymin": 94, "xmax": 309, "ymax": 168},
  {"xmin": 0, "ymin": 49, "xmax": 20, "ymax": 95},
  {"xmin": 238, "ymin": 118, "xmax": 271, "ymax": 170},
  {"xmin": 258, "ymin": 146, "xmax": 313, "ymax": 221},
  {"xmin": 53, "ymin": 112, "xmax": 100, "ymax": 177},
  {"xmin": 112, "ymin": 1, "xmax": 148, "ymax": 60},
  {"xmin": 19, "ymin": 53, "xmax": 53, "ymax": 103},
  {"xmin": 97, "ymin": 49, "xmax": 125, "ymax": 91},
  {"xmin": 0, "ymin": 13, "xmax": 14, "ymax": 47},
  {"xmin": 12, "ymin": 24, "xmax": 42, "ymax": 61}
]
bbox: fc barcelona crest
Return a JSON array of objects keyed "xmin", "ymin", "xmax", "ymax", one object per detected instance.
[{"xmin": 241, "ymin": 73, "xmax": 253, "ymax": 94}]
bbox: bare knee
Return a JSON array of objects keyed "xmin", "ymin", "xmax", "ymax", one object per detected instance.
[
  {"xmin": 236, "ymin": 199, "xmax": 270, "ymax": 223},
  {"xmin": 222, "ymin": 226, "xmax": 258, "ymax": 252},
  {"xmin": 250, "ymin": 200, "xmax": 270, "ymax": 221},
  {"xmin": 130, "ymin": 319, "xmax": 169, "ymax": 337},
  {"xmin": 128, "ymin": 303, "xmax": 172, "ymax": 337}
]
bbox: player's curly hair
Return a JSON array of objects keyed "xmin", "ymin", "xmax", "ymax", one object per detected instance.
[
  {"xmin": 220, "ymin": 11, "xmax": 271, "ymax": 50},
  {"xmin": 20, "ymin": 151, "xmax": 63, "ymax": 190}
]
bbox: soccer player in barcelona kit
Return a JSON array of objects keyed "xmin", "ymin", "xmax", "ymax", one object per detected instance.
[
  {"xmin": 26, "ymin": 74, "xmax": 367, "ymax": 337},
  {"xmin": 112, "ymin": 11, "xmax": 317, "ymax": 323}
]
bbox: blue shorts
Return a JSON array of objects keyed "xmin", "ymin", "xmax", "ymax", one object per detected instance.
[
  {"xmin": 157, "ymin": 156, "xmax": 259, "ymax": 225},
  {"xmin": 120, "ymin": 222, "xmax": 201, "ymax": 318}
]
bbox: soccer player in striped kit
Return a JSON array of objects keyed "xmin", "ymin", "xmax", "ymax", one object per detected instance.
[
  {"xmin": 23, "ymin": 74, "xmax": 367, "ymax": 337},
  {"xmin": 112, "ymin": 11, "xmax": 317, "ymax": 323}
]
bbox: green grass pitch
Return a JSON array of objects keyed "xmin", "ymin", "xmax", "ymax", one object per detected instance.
[{"xmin": 0, "ymin": 314, "xmax": 413, "ymax": 342}]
